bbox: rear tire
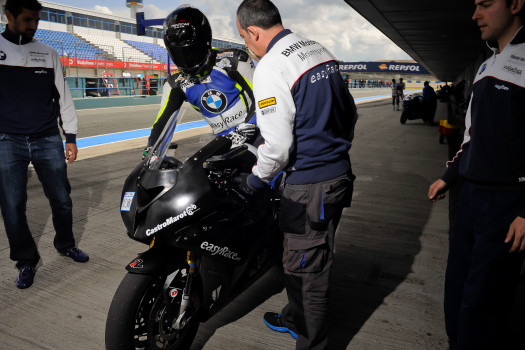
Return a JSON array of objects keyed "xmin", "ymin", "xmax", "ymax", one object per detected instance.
[{"xmin": 105, "ymin": 272, "xmax": 201, "ymax": 350}]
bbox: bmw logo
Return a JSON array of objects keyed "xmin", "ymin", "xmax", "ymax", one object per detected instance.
[
  {"xmin": 479, "ymin": 63, "xmax": 487, "ymax": 74},
  {"xmin": 201, "ymin": 89, "xmax": 227, "ymax": 113},
  {"xmin": 0, "ymin": 51, "xmax": 6, "ymax": 60}
]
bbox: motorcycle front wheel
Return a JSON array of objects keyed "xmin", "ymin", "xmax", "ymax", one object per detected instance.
[
  {"xmin": 105, "ymin": 272, "xmax": 201, "ymax": 350},
  {"xmin": 400, "ymin": 109, "xmax": 408, "ymax": 124}
]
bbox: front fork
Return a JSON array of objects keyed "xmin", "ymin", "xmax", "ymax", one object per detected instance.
[{"xmin": 171, "ymin": 251, "xmax": 198, "ymax": 330}]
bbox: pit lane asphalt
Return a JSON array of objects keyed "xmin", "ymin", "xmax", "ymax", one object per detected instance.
[{"xmin": 0, "ymin": 89, "xmax": 523, "ymax": 349}]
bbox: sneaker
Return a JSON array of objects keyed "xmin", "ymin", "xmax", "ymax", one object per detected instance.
[
  {"xmin": 60, "ymin": 247, "xmax": 89, "ymax": 263},
  {"xmin": 16, "ymin": 266, "xmax": 36, "ymax": 289},
  {"xmin": 263, "ymin": 312, "xmax": 298, "ymax": 339}
]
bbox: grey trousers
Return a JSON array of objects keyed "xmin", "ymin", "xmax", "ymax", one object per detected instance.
[{"xmin": 279, "ymin": 173, "xmax": 353, "ymax": 350}]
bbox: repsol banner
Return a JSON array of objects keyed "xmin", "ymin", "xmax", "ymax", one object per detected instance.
[{"xmin": 339, "ymin": 61, "xmax": 429, "ymax": 74}]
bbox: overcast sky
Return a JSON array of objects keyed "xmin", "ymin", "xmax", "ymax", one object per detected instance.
[{"xmin": 46, "ymin": 0, "xmax": 412, "ymax": 62}]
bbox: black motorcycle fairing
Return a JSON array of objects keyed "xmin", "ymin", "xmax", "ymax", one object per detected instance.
[
  {"xmin": 122, "ymin": 136, "xmax": 235, "ymax": 243},
  {"xmin": 125, "ymin": 246, "xmax": 188, "ymax": 275}
]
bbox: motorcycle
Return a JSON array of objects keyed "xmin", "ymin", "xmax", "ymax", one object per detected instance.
[
  {"xmin": 105, "ymin": 110, "xmax": 282, "ymax": 349},
  {"xmin": 400, "ymin": 92, "xmax": 424, "ymax": 124}
]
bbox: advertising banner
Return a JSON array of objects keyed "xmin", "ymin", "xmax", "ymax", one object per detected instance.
[
  {"xmin": 339, "ymin": 61, "xmax": 429, "ymax": 74},
  {"xmin": 60, "ymin": 57, "xmax": 177, "ymax": 71}
]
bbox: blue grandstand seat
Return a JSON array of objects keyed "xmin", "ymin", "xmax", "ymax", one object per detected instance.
[
  {"xmin": 34, "ymin": 28, "xmax": 103, "ymax": 59},
  {"xmin": 124, "ymin": 40, "xmax": 170, "ymax": 64}
]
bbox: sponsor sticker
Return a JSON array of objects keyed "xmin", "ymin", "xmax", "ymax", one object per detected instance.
[
  {"xmin": 129, "ymin": 258, "xmax": 143, "ymax": 269},
  {"xmin": 216, "ymin": 57, "xmax": 232, "ymax": 69},
  {"xmin": 121, "ymin": 192, "xmax": 135, "ymax": 211},
  {"xmin": 200, "ymin": 241, "xmax": 241, "ymax": 261},
  {"xmin": 146, "ymin": 204, "xmax": 199, "ymax": 236},
  {"xmin": 217, "ymin": 52, "xmax": 234, "ymax": 58},
  {"xmin": 258, "ymin": 97, "xmax": 276, "ymax": 109},
  {"xmin": 261, "ymin": 107, "xmax": 276, "ymax": 115}
]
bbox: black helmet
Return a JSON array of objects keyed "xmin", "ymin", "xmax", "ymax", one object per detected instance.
[{"xmin": 163, "ymin": 5, "xmax": 212, "ymax": 76}]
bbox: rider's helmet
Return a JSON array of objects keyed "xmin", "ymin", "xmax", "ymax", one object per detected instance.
[{"xmin": 163, "ymin": 5, "xmax": 213, "ymax": 77}]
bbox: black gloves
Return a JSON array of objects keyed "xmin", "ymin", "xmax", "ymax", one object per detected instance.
[{"xmin": 236, "ymin": 173, "xmax": 267, "ymax": 196}]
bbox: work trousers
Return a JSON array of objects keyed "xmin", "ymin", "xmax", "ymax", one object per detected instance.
[
  {"xmin": 445, "ymin": 182, "xmax": 525, "ymax": 349},
  {"xmin": 279, "ymin": 173, "xmax": 353, "ymax": 350},
  {"xmin": 0, "ymin": 133, "xmax": 75, "ymax": 268}
]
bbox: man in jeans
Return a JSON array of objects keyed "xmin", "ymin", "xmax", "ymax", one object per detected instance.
[{"xmin": 0, "ymin": 0, "xmax": 88, "ymax": 289}]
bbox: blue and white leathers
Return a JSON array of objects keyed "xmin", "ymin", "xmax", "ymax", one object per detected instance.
[{"xmin": 150, "ymin": 48, "xmax": 256, "ymax": 146}]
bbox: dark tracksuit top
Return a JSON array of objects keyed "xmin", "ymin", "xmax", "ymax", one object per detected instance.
[
  {"xmin": 0, "ymin": 29, "xmax": 77, "ymax": 143},
  {"xmin": 442, "ymin": 27, "xmax": 525, "ymax": 217}
]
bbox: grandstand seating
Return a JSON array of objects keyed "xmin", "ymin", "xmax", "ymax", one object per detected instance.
[
  {"xmin": 34, "ymin": 28, "xmax": 103, "ymax": 60},
  {"xmin": 124, "ymin": 40, "xmax": 170, "ymax": 64},
  {"xmin": 78, "ymin": 34, "xmax": 157, "ymax": 63}
]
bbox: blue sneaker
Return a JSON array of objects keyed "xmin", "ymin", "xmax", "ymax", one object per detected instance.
[
  {"xmin": 263, "ymin": 312, "xmax": 298, "ymax": 339},
  {"xmin": 60, "ymin": 247, "xmax": 89, "ymax": 263},
  {"xmin": 16, "ymin": 266, "xmax": 36, "ymax": 289}
]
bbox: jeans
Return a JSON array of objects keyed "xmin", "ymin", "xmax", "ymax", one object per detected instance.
[{"xmin": 0, "ymin": 133, "xmax": 75, "ymax": 268}]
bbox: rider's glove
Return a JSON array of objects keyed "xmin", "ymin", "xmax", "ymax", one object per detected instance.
[
  {"xmin": 235, "ymin": 123, "xmax": 257, "ymax": 143},
  {"xmin": 236, "ymin": 173, "xmax": 267, "ymax": 196}
]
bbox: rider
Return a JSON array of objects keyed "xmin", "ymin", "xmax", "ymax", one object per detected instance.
[{"xmin": 149, "ymin": 5, "xmax": 257, "ymax": 148}]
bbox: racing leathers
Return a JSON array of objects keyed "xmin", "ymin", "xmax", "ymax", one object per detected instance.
[{"xmin": 149, "ymin": 48, "xmax": 256, "ymax": 147}]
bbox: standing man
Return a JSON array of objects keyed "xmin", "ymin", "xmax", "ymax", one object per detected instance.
[
  {"xmin": 422, "ymin": 81, "xmax": 437, "ymax": 125},
  {"xmin": 396, "ymin": 77, "xmax": 405, "ymax": 109},
  {"xmin": 428, "ymin": 0, "xmax": 525, "ymax": 348},
  {"xmin": 236, "ymin": 1, "xmax": 357, "ymax": 349},
  {"xmin": 391, "ymin": 78, "xmax": 399, "ymax": 111},
  {"xmin": 0, "ymin": 0, "xmax": 89, "ymax": 289}
]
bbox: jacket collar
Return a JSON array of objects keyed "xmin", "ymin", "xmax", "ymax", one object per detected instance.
[
  {"xmin": 486, "ymin": 26, "xmax": 524, "ymax": 52},
  {"xmin": 2, "ymin": 27, "xmax": 32, "ymax": 45},
  {"xmin": 267, "ymin": 29, "xmax": 292, "ymax": 54}
]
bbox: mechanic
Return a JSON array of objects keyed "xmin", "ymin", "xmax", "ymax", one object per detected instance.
[
  {"xmin": 0, "ymin": 0, "xmax": 89, "ymax": 290},
  {"xmin": 428, "ymin": 0, "xmax": 525, "ymax": 348},
  {"xmin": 149, "ymin": 5, "xmax": 258, "ymax": 148},
  {"xmin": 236, "ymin": 0, "xmax": 358, "ymax": 349}
]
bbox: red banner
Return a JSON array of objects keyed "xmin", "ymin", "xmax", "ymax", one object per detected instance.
[{"xmin": 60, "ymin": 57, "xmax": 177, "ymax": 71}]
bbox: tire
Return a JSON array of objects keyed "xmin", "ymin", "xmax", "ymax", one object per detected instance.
[
  {"xmin": 105, "ymin": 272, "xmax": 201, "ymax": 350},
  {"xmin": 400, "ymin": 109, "xmax": 408, "ymax": 124}
]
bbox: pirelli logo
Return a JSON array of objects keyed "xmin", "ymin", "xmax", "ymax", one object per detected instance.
[{"xmin": 258, "ymin": 97, "xmax": 276, "ymax": 109}]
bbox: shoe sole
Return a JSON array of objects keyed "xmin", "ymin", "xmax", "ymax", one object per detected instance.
[{"xmin": 263, "ymin": 318, "xmax": 298, "ymax": 339}]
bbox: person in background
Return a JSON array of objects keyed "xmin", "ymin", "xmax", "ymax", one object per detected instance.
[
  {"xmin": 391, "ymin": 78, "xmax": 399, "ymax": 110},
  {"xmin": 236, "ymin": 0, "xmax": 358, "ymax": 349},
  {"xmin": 396, "ymin": 77, "xmax": 405, "ymax": 108},
  {"xmin": 422, "ymin": 81, "xmax": 437, "ymax": 125},
  {"xmin": 428, "ymin": 0, "xmax": 525, "ymax": 348},
  {"xmin": 0, "ymin": 0, "xmax": 89, "ymax": 289}
]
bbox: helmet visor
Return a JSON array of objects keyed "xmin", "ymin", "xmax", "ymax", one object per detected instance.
[{"xmin": 166, "ymin": 41, "xmax": 209, "ymax": 72}]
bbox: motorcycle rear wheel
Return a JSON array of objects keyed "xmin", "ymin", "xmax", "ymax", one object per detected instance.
[{"xmin": 105, "ymin": 272, "xmax": 201, "ymax": 350}]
